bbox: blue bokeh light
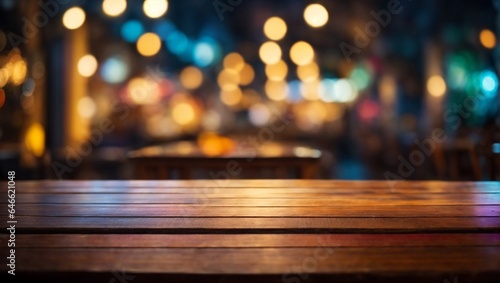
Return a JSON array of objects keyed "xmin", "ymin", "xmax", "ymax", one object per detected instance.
[
  {"xmin": 192, "ymin": 37, "xmax": 221, "ymax": 67},
  {"xmin": 480, "ymin": 70, "xmax": 499, "ymax": 98},
  {"xmin": 100, "ymin": 57, "xmax": 129, "ymax": 84},
  {"xmin": 153, "ymin": 20, "xmax": 176, "ymax": 40},
  {"xmin": 166, "ymin": 31, "xmax": 189, "ymax": 55},
  {"xmin": 121, "ymin": 20, "xmax": 144, "ymax": 43},
  {"xmin": 287, "ymin": 80, "xmax": 302, "ymax": 102}
]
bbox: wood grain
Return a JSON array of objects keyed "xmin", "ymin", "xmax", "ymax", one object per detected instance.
[{"xmin": 4, "ymin": 180, "xmax": 500, "ymax": 282}]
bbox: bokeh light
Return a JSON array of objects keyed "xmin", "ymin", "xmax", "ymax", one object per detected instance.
[
  {"xmin": 319, "ymin": 78, "xmax": 338, "ymax": 102},
  {"xmin": 136, "ymin": 32, "xmax": 162, "ymax": 57},
  {"xmin": 172, "ymin": 102, "xmax": 195, "ymax": 125},
  {"xmin": 265, "ymin": 80, "xmax": 288, "ymax": 101},
  {"xmin": 153, "ymin": 20, "xmax": 176, "ymax": 40},
  {"xmin": 357, "ymin": 99, "xmax": 380, "ymax": 121},
  {"xmin": 180, "ymin": 66, "xmax": 203, "ymax": 90},
  {"xmin": 25, "ymin": 123, "xmax": 45, "ymax": 157},
  {"xmin": 239, "ymin": 64, "xmax": 255, "ymax": 86},
  {"xmin": 480, "ymin": 70, "xmax": 499, "ymax": 98},
  {"xmin": 259, "ymin": 41, "xmax": 282, "ymax": 65},
  {"xmin": 290, "ymin": 41, "xmax": 314, "ymax": 65},
  {"xmin": 333, "ymin": 79, "xmax": 358, "ymax": 102},
  {"xmin": 223, "ymin": 53, "xmax": 245, "ymax": 72},
  {"xmin": 102, "ymin": 0, "xmax": 127, "ymax": 17},
  {"xmin": 127, "ymin": 77, "xmax": 162, "ymax": 105},
  {"xmin": 121, "ymin": 20, "xmax": 144, "ymax": 43},
  {"xmin": 264, "ymin": 17, "xmax": 287, "ymax": 41},
  {"xmin": 297, "ymin": 61, "xmax": 319, "ymax": 82},
  {"xmin": 77, "ymin": 55, "xmax": 98, "ymax": 77},
  {"xmin": 220, "ymin": 87, "xmax": 243, "ymax": 106},
  {"xmin": 77, "ymin": 96, "xmax": 97, "ymax": 118},
  {"xmin": 11, "ymin": 59, "xmax": 27, "ymax": 86},
  {"xmin": 479, "ymin": 29, "xmax": 496, "ymax": 49},
  {"xmin": 265, "ymin": 60, "xmax": 288, "ymax": 81},
  {"xmin": 300, "ymin": 79, "xmax": 321, "ymax": 101},
  {"xmin": 287, "ymin": 80, "xmax": 303, "ymax": 102},
  {"xmin": 62, "ymin": 7, "xmax": 86, "ymax": 30},
  {"xmin": 349, "ymin": 66, "xmax": 372, "ymax": 90},
  {"xmin": 304, "ymin": 4, "xmax": 329, "ymax": 28},
  {"xmin": 193, "ymin": 41, "xmax": 216, "ymax": 67},
  {"xmin": 143, "ymin": 0, "xmax": 169, "ymax": 19},
  {"xmin": 100, "ymin": 57, "xmax": 129, "ymax": 84},
  {"xmin": 249, "ymin": 103, "xmax": 272, "ymax": 126},
  {"xmin": 427, "ymin": 75, "xmax": 447, "ymax": 97},
  {"xmin": 218, "ymin": 69, "xmax": 240, "ymax": 91},
  {"xmin": 165, "ymin": 31, "xmax": 190, "ymax": 55}
]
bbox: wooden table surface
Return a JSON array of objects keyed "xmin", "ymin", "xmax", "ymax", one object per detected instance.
[{"xmin": 1, "ymin": 180, "xmax": 499, "ymax": 282}]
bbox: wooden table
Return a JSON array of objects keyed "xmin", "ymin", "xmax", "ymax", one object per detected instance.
[
  {"xmin": 1, "ymin": 180, "xmax": 499, "ymax": 282},
  {"xmin": 128, "ymin": 141, "xmax": 322, "ymax": 179}
]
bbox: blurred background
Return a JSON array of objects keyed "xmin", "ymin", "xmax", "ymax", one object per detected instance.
[{"xmin": 0, "ymin": 0, "xmax": 499, "ymax": 180}]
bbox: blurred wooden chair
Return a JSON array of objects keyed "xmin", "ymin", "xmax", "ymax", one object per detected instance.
[{"xmin": 434, "ymin": 137, "xmax": 482, "ymax": 181}]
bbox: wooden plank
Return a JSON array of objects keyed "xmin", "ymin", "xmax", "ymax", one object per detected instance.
[
  {"xmin": 15, "ymin": 216, "xmax": 500, "ymax": 232},
  {"xmin": 6, "ymin": 234, "xmax": 500, "ymax": 248},
  {"xmin": 11, "ymin": 204, "xmax": 500, "ymax": 217},
  {"xmin": 6, "ymin": 193, "xmax": 500, "ymax": 205},
  {"xmin": 11, "ymin": 180, "xmax": 500, "ymax": 189},
  {"xmin": 14, "ymin": 185, "xmax": 500, "ymax": 194},
  {"xmin": 10, "ymin": 247, "xmax": 500, "ymax": 274}
]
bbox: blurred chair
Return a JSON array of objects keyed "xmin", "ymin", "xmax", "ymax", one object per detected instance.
[{"xmin": 434, "ymin": 137, "xmax": 482, "ymax": 181}]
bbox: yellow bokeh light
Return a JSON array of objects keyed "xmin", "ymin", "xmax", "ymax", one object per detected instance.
[
  {"xmin": 198, "ymin": 132, "xmax": 235, "ymax": 156},
  {"xmin": 223, "ymin": 53, "xmax": 245, "ymax": 72},
  {"xmin": 77, "ymin": 54, "xmax": 98, "ymax": 77},
  {"xmin": 427, "ymin": 75, "xmax": 447, "ymax": 97},
  {"xmin": 301, "ymin": 80, "xmax": 321, "ymax": 100},
  {"xmin": 11, "ymin": 60, "xmax": 27, "ymax": 86},
  {"xmin": 127, "ymin": 77, "xmax": 162, "ymax": 105},
  {"xmin": 265, "ymin": 80, "xmax": 288, "ymax": 101},
  {"xmin": 220, "ymin": 87, "xmax": 243, "ymax": 106},
  {"xmin": 306, "ymin": 101, "xmax": 328, "ymax": 123},
  {"xmin": 259, "ymin": 41, "xmax": 282, "ymax": 65},
  {"xmin": 479, "ymin": 29, "xmax": 496, "ymax": 49},
  {"xmin": 77, "ymin": 96, "xmax": 96, "ymax": 118},
  {"xmin": 143, "ymin": 0, "xmax": 168, "ymax": 19},
  {"xmin": 136, "ymin": 32, "xmax": 162, "ymax": 57},
  {"xmin": 62, "ymin": 7, "xmax": 86, "ymax": 30},
  {"xmin": 172, "ymin": 102, "xmax": 195, "ymax": 125},
  {"xmin": 25, "ymin": 123, "xmax": 45, "ymax": 157},
  {"xmin": 290, "ymin": 41, "xmax": 314, "ymax": 66},
  {"xmin": 180, "ymin": 66, "xmax": 203, "ymax": 90},
  {"xmin": 264, "ymin": 17, "xmax": 287, "ymax": 41},
  {"xmin": 265, "ymin": 60, "xmax": 288, "ymax": 81},
  {"xmin": 102, "ymin": 0, "xmax": 127, "ymax": 17},
  {"xmin": 239, "ymin": 64, "xmax": 255, "ymax": 86},
  {"xmin": 297, "ymin": 62, "xmax": 319, "ymax": 82},
  {"xmin": 304, "ymin": 4, "xmax": 329, "ymax": 28},
  {"xmin": 218, "ymin": 69, "xmax": 240, "ymax": 91}
]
